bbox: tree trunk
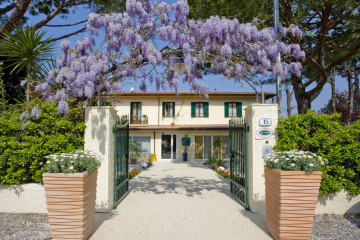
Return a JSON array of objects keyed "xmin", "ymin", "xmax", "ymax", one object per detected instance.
[
  {"xmin": 353, "ymin": 69, "xmax": 359, "ymax": 113},
  {"xmin": 285, "ymin": 85, "xmax": 294, "ymax": 116},
  {"xmin": 0, "ymin": 0, "xmax": 31, "ymax": 36},
  {"xmin": 26, "ymin": 66, "xmax": 31, "ymax": 106},
  {"xmin": 347, "ymin": 68, "xmax": 354, "ymax": 123},
  {"xmin": 329, "ymin": 73, "xmax": 336, "ymax": 113},
  {"xmin": 292, "ymin": 76, "xmax": 311, "ymax": 114}
]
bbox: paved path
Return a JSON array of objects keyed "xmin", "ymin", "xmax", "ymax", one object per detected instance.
[{"xmin": 90, "ymin": 162, "xmax": 272, "ymax": 240}]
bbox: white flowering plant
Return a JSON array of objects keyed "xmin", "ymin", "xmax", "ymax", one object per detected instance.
[
  {"xmin": 265, "ymin": 150, "xmax": 324, "ymax": 173},
  {"xmin": 45, "ymin": 150, "xmax": 101, "ymax": 174}
]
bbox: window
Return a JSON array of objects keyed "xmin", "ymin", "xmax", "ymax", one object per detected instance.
[
  {"xmin": 195, "ymin": 136, "xmax": 230, "ymax": 160},
  {"xmin": 130, "ymin": 102, "xmax": 141, "ymax": 124},
  {"xmin": 191, "ymin": 102, "xmax": 209, "ymax": 117},
  {"xmin": 224, "ymin": 102, "xmax": 242, "ymax": 117},
  {"xmin": 130, "ymin": 136, "xmax": 151, "ymax": 153},
  {"xmin": 163, "ymin": 102, "xmax": 175, "ymax": 117}
]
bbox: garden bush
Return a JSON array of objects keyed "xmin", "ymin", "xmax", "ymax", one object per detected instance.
[
  {"xmin": 275, "ymin": 110, "xmax": 360, "ymax": 196},
  {"xmin": 0, "ymin": 101, "xmax": 85, "ymax": 184}
]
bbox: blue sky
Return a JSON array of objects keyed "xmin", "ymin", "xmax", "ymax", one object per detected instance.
[{"xmin": 24, "ymin": 1, "xmax": 348, "ymax": 116}]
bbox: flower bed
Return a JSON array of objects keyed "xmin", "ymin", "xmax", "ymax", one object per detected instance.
[
  {"xmin": 215, "ymin": 167, "xmax": 230, "ymax": 180},
  {"xmin": 129, "ymin": 168, "xmax": 141, "ymax": 180}
]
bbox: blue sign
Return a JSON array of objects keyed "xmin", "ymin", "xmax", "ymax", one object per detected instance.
[{"xmin": 182, "ymin": 137, "xmax": 190, "ymax": 146}]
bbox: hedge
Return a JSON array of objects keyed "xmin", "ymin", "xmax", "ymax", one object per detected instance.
[
  {"xmin": 0, "ymin": 101, "xmax": 85, "ymax": 184},
  {"xmin": 275, "ymin": 110, "xmax": 360, "ymax": 196}
]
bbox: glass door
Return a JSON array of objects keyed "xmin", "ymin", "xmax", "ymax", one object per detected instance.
[{"xmin": 161, "ymin": 134, "xmax": 177, "ymax": 161}]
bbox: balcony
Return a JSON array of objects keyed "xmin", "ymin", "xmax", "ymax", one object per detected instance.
[{"xmin": 122, "ymin": 114, "xmax": 148, "ymax": 125}]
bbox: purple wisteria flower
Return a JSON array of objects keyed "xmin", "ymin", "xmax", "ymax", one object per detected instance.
[
  {"xmin": 19, "ymin": 110, "xmax": 29, "ymax": 121},
  {"xmin": 34, "ymin": 0, "xmax": 305, "ymax": 114},
  {"xmin": 31, "ymin": 106, "xmax": 41, "ymax": 119}
]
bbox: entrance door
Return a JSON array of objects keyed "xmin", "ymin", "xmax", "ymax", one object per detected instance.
[{"xmin": 161, "ymin": 134, "xmax": 177, "ymax": 161}]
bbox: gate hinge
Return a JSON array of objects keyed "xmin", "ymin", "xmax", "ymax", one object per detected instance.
[{"xmin": 246, "ymin": 126, "xmax": 250, "ymax": 132}]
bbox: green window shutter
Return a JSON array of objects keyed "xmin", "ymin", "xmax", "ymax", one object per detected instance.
[
  {"xmin": 224, "ymin": 102, "xmax": 229, "ymax": 117},
  {"xmin": 172, "ymin": 102, "xmax": 175, "ymax": 117},
  {"xmin": 191, "ymin": 102, "xmax": 196, "ymax": 117},
  {"xmin": 204, "ymin": 102, "xmax": 209, "ymax": 117},
  {"xmin": 162, "ymin": 102, "xmax": 165, "ymax": 117},
  {"xmin": 130, "ymin": 102, "xmax": 133, "ymax": 124},
  {"xmin": 237, "ymin": 102, "xmax": 242, "ymax": 117},
  {"xmin": 139, "ymin": 102, "xmax": 142, "ymax": 116}
]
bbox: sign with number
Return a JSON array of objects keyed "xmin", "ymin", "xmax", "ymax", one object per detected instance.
[
  {"xmin": 259, "ymin": 118, "xmax": 272, "ymax": 126},
  {"xmin": 255, "ymin": 127, "xmax": 275, "ymax": 139}
]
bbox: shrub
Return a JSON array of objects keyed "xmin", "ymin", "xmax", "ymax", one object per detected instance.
[
  {"xmin": 275, "ymin": 110, "xmax": 360, "ymax": 196},
  {"xmin": 0, "ymin": 101, "xmax": 85, "ymax": 184}
]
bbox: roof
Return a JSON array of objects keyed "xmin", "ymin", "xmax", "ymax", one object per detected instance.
[
  {"xmin": 105, "ymin": 91, "xmax": 275, "ymax": 100},
  {"xmin": 130, "ymin": 124, "xmax": 229, "ymax": 131}
]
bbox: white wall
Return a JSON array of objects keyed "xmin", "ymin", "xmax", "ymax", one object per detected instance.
[
  {"xmin": 0, "ymin": 184, "xmax": 47, "ymax": 213},
  {"xmin": 84, "ymin": 106, "xmax": 117, "ymax": 212},
  {"xmin": 316, "ymin": 190, "xmax": 360, "ymax": 214},
  {"xmin": 245, "ymin": 104, "xmax": 278, "ymax": 213},
  {"xmin": 110, "ymin": 95, "xmax": 256, "ymax": 126}
]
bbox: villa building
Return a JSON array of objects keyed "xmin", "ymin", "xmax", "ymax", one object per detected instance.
[{"xmin": 106, "ymin": 91, "xmax": 275, "ymax": 162}]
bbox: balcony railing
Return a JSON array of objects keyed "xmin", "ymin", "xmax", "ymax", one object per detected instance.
[{"xmin": 121, "ymin": 114, "xmax": 148, "ymax": 125}]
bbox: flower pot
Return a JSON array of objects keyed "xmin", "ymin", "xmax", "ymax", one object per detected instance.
[
  {"xmin": 264, "ymin": 166, "xmax": 322, "ymax": 240},
  {"xmin": 171, "ymin": 122, "xmax": 175, "ymax": 126},
  {"xmin": 43, "ymin": 170, "xmax": 98, "ymax": 240}
]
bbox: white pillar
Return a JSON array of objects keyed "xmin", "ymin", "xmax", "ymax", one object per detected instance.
[
  {"xmin": 84, "ymin": 107, "xmax": 118, "ymax": 212},
  {"xmin": 245, "ymin": 104, "xmax": 278, "ymax": 213}
]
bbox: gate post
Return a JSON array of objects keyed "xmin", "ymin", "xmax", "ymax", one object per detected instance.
[
  {"xmin": 84, "ymin": 106, "xmax": 118, "ymax": 212},
  {"xmin": 245, "ymin": 104, "xmax": 278, "ymax": 213}
]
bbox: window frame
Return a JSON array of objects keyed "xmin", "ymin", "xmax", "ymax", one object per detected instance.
[
  {"xmin": 194, "ymin": 135, "xmax": 230, "ymax": 160},
  {"xmin": 163, "ymin": 102, "xmax": 175, "ymax": 117},
  {"xmin": 130, "ymin": 102, "xmax": 142, "ymax": 124},
  {"xmin": 129, "ymin": 135, "xmax": 152, "ymax": 154}
]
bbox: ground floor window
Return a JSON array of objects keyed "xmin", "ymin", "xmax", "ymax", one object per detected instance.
[
  {"xmin": 129, "ymin": 136, "xmax": 151, "ymax": 153},
  {"xmin": 195, "ymin": 136, "xmax": 230, "ymax": 160}
]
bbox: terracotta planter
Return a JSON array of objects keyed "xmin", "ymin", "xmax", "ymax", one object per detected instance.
[
  {"xmin": 43, "ymin": 170, "xmax": 98, "ymax": 240},
  {"xmin": 264, "ymin": 166, "xmax": 322, "ymax": 240}
]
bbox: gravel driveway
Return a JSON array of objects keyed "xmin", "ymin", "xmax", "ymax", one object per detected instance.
[{"xmin": 0, "ymin": 213, "xmax": 359, "ymax": 240}]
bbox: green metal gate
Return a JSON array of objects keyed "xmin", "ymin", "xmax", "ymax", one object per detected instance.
[
  {"xmin": 229, "ymin": 118, "xmax": 249, "ymax": 209},
  {"xmin": 113, "ymin": 118, "xmax": 129, "ymax": 209}
]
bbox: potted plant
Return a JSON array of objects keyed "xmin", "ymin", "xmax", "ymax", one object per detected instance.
[
  {"xmin": 264, "ymin": 150, "xmax": 323, "ymax": 240},
  {"xmin": 42, "ymin": 150, "xmax": 101, "ymax": 240},
  {"xmin": 130, "ymin": 141, "xmax": 142, "ymax": 164}
]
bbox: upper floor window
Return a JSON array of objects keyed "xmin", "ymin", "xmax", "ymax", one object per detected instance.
[
  {"xmin": 163, "ymin": 102, "xmax": 175, "ymax": 117},
  {"xmin": 191, "ymin": 102, "xmax": 209, "ymax": 118},
  {"xmin": 224, "ymin": 102, "xmax": 242, "ymax": 117},
  {"xmin": 130, "ymin": 102, "xmax": 142, "ymax": 124}
]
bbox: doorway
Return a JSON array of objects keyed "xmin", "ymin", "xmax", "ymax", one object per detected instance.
[{"xmin": 161, "ymin": 134, "xmax": 177, "ymax": 161}]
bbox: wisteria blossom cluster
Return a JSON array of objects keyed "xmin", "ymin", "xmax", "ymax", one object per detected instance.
[
  {"xmin": 36, "ymin": 0, "xmax": 305, "ymax": 114},
  {"xmin": 45, "ymin": 150, "xmax": 101, "ymax": 174},
  {"xmin": 265, "ymin": 150, "xmax": 324, "ymax": 172}
]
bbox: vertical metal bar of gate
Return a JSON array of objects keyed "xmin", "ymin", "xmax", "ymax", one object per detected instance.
[
  {"xmin": 229, "ymin": 118, "xmax": 249, "ymax": 209},
  {"xmin": 113, "ymin": 118, "xmax": 129, "ymax": 209}
]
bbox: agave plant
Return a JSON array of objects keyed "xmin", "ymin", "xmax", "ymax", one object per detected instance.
[{"xmin": 0, "ymin": 25, "xmax": 54, "ymax": 105}]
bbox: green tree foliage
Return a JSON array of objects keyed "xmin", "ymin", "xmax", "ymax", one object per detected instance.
[
  {"xmin": 275, "ymin": 111, "xmax": 360, "ymax": 196},
  {"xmin": 0, "ymin": 101, "xmax": 85, "ymax": 184}
]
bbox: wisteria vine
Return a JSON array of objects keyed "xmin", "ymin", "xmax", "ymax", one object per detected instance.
[{"xmin": 34, "ymin": 0, "xmax": 304, "ymax": 114}]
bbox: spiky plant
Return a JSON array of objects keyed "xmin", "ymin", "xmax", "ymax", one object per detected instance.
[{"xmin": 0, "ymin": 25, "xmax": 54, "ymax": 105}]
